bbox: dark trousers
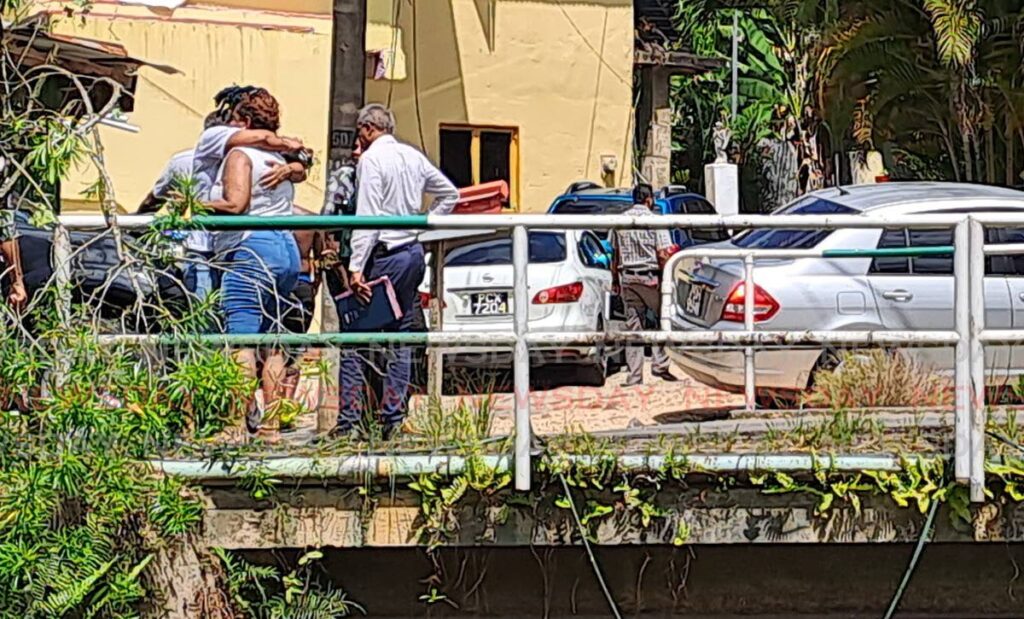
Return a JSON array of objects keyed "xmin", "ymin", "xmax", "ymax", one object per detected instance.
[{"xmin": 338, "ymin": 242, "xmax": 425, "ymax": 428}]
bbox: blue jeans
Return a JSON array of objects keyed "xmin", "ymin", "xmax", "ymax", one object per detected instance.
[
  {"xmin": 338, "ymin": 242, "xmax": 425, "ymax": 428},
  {"xmin": 183, "ymin": 250, "xmax": 219, "ymax": 302},
  {"xmin": 221, "ymin": 231, "xmax": 300, "ymax": 334}
]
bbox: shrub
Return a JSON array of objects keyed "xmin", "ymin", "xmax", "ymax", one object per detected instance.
[{"xmin": 802, "ymin": 350, "xmax": 952, "ymax": 409}]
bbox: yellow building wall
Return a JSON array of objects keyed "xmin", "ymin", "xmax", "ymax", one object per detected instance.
[{"xmin": 44, "ymin": 0, "xmax": 633, "ymax": 213}]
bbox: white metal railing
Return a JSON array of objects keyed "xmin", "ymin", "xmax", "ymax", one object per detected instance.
[{"xmin": 50, "ymin": 212, "xmax": 1024, "ymax": 499}]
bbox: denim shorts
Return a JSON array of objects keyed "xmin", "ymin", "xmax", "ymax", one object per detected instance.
[{"xmin": 221, "ymin": 230, "xmax": 300, "ymax": 334}]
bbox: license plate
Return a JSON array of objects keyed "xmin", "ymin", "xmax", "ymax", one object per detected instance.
[
  {"xmin": 470, "ymin": 292, "xmax": 509, "ymax": 315},
  {"xmin": 684, "ymin": 285, "xmax": 705, "ymax": 317}
]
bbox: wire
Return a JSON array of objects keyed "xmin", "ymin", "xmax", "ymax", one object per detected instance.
[
  {"xmin": 881, "ymin": 462, "xmax": 946, "ymax": 619},
  {"xmin": 555, "ymin": 0, "xmax": 630, "ymax": 86},
  {"xmin": 558, "ymin": 473, "xmax": 623, "ymax": 619},
  {"xmin": 988, "ymin": 430, "xmax": 1024, "ymax": 456},
  {"xmin": 384, "ymin": 0, "xmax": 402, "ymax": 107},
  {"xmin": 410, "ymin": 0, "xmax": 426, "ymax": 151}
]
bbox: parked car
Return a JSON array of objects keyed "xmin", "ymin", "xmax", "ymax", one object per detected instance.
[
  {"xmin": 419, "ymin": 228, "xmax": 618, "ymax": 387},
  {"xmin": 5, "ymin": 209, "xmax": 187, "ymax": 329},
  {"xmin": 547, "ymin": 182, "xmax": 729, "ymax": 250},
  {"xmin": 667, "ymin": 182, "xmax": 1024, "ymax": 403}
]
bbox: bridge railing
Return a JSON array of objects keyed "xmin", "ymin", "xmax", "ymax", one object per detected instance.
[{"xmin": 52, "ymin": 211, "xmax": 1023, "ymax": 499}]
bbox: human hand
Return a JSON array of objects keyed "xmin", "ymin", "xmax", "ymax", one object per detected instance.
[
  {"xmin": 350, "ymin": 271, "xmax": 372, "ymax": 304},
  {"xmin": 260, "ymin": 161, "xmax": 296, "ymax": 189},
  {"xmin": 7, "ymin": 280, "xmax": 26, "ymax": 310},
  {"xmin": 281, "ymin": 136, "xmax": 305, "ymax": 152}
]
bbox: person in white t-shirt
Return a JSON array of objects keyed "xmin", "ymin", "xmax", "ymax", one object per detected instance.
[{"xmin": 139, "ymin": 113, "xmax": 219, "ymax": 302}]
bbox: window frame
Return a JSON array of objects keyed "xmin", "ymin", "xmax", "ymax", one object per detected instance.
[
  {"xmin": 867, "ymin": 227, "xmax": 955, "ymax": 276},
  {"xmin": 438, "ymin": 123, "xmax": 520, "ymax": 210}
]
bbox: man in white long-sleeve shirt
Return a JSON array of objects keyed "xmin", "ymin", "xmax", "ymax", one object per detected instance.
[{"xmin": 337, "ymin": 103, "xmax": 458, "ymax": 439}]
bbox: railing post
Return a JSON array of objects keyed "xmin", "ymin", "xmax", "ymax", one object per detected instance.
[
  {"xmin": 968, "ymin": 217, "xmax": 987, "ymax": 502},
  {"xmin": 512, "ymin": 225, "xmax": 531, "ymax": 491},
  {"xmin": 743, "ymin": 253, "xmax": 756, "ymax": 411},
  {"xmin": 953, "ymin": 218, "xmax": 972, "ymax": 485},
  {"xmin": 52, "ymin": 223, "xmax": 73, "ymax": 387}
]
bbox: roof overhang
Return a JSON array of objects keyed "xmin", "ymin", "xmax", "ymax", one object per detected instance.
[{"xmin": 3, "ymin": 15, "xmax": 178, "ymax": 112}]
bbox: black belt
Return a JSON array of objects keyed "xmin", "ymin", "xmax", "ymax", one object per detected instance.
[{"xmin": 372, "ymin": 241, "xmax": 418, "ymax": 258}]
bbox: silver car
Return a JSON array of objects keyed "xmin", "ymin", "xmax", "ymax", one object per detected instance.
[{"xmin": 667, "ymin": 182, "xmax": 1024, "ymax": 400}]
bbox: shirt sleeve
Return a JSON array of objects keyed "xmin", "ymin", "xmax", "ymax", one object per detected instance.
[
  {"xmin": 348, "ymin": 157, "xmax": 383, "ymax": 273},
  {"xmin": 151, "ymin": 157, "xmax": 183, "ymax": 199},
  {"xmin": 421, "ymin": 155, "xmax": 459, "ymax": 215},
  {"xmin": 194, "ymin": 127, "xmax": 232, "ymax": 164}
]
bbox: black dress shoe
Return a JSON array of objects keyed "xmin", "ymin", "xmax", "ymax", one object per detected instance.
[
  {"xmin": 322, "ymin": 424, "xmax": 362, "ymax": 442},
  {"xmin": 652, "ymin": 369, "xmax": 679, "ymax": 382},
  {"xmin": 380, "ymin": 422, "xmax": 402, "ymax": 442}
]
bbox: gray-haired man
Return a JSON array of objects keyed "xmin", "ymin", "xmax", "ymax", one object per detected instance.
[{"xmin": 336, "ymin": 104, "xmax": 459, "ymax": 438}]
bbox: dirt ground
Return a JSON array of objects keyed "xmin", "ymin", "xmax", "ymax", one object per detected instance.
[{"xmin": 284, "ymin": 360, "xmax": 743, "ymax": 439}]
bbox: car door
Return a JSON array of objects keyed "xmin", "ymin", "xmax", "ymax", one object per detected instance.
[
  {"xmin": 987, "ymin": 226, "xmax": 1024, "ymax": 382},
  {"xmin": 577, "ymin": 231, "xmax": 614, "ymax": 324},
  {"xmin": 867, "ymin": 227, "xmax": 1011, "ymax": 377}
]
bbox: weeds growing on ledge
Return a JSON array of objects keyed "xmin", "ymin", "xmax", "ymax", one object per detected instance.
[{"xmin": 803, "ymin": 350, "xmax": 952, "ymax": 410}]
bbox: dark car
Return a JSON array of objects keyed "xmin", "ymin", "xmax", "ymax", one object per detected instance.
[
  {"xmin": 547, "ymin": 182, "xmax": 729, "ymax": 250},
  {"xmin": 6, "ymin": 209, "xmax": 187, "ymax": 330}
]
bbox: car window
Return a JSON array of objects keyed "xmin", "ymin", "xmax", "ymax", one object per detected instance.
[
  {"xmin": 868, "ymin": 228, "xmax": 954, "ymax": 275},
  {"xmin": 684, "ymin": 198, "xmax": 729, "ymax": 243},
  {"xmin": 578, "ymin": 232, "xmax": 610, "ymax": 270},
  {"xmin": 909, "ymin": 229, "xmax": 953, "ymax": 274},
  {"xmin": 732, "ymin": 197, "xmax": 857, "ymax": 249},
  {"xmin": 987, "ymin": 228, "xmax": 1024, "ymax": 276},
  {"xmin": 445, "ymin": 232, "xmax": 566, "ymax": 266},
  {"xmin": 870, "ymin": 229, "xmax": 909, "ymax": 274},
  {"xmin": 549, "ymin": 198, "xmax": 632, "ymax": 215}
]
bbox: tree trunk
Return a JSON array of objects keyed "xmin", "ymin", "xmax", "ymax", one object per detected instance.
[
  {"xmin": 962, "ymin": 132, "xmax": 974, "ymax": 182},
  {"xmin": 986, "ymin": 122, "xmax": 996, "ymax": 184},
  {"xmin": 940, "ymin": 123, "xmax": 961, "ymax": 182},
  {"xmin": 1006, "ymin": 113, "xmax": 1015, "ymax": 187},
  {"xmin": 142, "ymin": 534, "xmax": 234, "ymax": 619}
]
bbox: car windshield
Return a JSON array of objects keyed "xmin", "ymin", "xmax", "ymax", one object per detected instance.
[
  {"xmin": 549, "ymin": 198, "xmax": 632, "ymax": 215},
  {"xmin": 445, "ymin": 232, "xmax": 567, "ymax": 266},
  {"xmin": 732, "ymin": 197, "xmax": 858, "ymax": 249}
]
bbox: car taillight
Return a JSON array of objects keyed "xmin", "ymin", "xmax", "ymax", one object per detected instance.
[
  {"xmin": 720, "ymin": 282, "xmax": 779, "ymax": 323},
  {"xmin": 532, "ymin": 281, "xmax": 584, "ymax": 304},
  {"xmin": 419, "ymin": 291, "xmax": 446, "ymax": 309}
]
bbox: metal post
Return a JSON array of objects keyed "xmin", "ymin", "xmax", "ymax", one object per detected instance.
[
  {"xmin": 427, "ymin": 241, "xmax": 445, "ymax": 402},
  {"xmin": 512, "ymin": 225, "xmax": 531, "ymax": 491},
  {"xmin": 968, "ymin": 217, "xmax": 987, "ymax": 501},
  {"xmin": 743, "ymin": 254, "xmax": 755, "ymax": 411},
  {"xmin": 953, "ymin": 219, "xmax": 971, "ymax": 484},
  {"xmin": 731, "ymin": 11, "xmax": 739, "ymax": 120}
]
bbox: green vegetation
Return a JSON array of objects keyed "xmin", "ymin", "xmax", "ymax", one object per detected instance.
[{"xmin": 671, "ymin": 0, "xmax": 1024, "ymax": 209}]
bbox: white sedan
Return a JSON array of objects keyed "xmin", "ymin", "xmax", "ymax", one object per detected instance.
[{"xmin": 419, "ymin": 228, "xmax": 617, "ymax": 386}]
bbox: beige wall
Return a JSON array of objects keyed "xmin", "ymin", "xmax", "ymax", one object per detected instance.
[{"xmin": 45, "ymin": 0, "xmax": 633, "ymax": 213}]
